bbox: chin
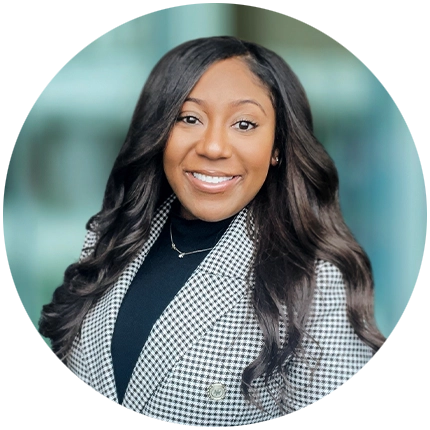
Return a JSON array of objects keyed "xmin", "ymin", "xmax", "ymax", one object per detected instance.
[
  {"xmin": 182, "ymin": 205, "xmax": 240, "ymax": 222},
  {"xmin": 195, "ymin": 213, "xmax": 233, "ymax": 222}
]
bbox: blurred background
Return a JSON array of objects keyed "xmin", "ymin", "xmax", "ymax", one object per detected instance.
[{"xmin": 3, "ymin": 4, "xmax": 426, "ymax": 340}]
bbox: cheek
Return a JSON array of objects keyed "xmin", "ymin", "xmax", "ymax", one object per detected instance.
[
  {"xmin": 241, "ymin": 145, "xmax": 274, "ymax": 177},
  {"xmin": 163, "ymin": 138, "xmax": 181, "ymax": 174},
  {"xmin": 162, "ymin": 148, "xmax": 180, "ymax": 192},
  {"xmin": 162, "ymin": 152, "xmax": 171, "ymax": 179},
  {"xmin": 163, "ymin": 131, "xmax": 192, "ymax": 172}
]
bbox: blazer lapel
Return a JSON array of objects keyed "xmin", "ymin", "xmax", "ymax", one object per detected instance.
[
  {"xmin": 79, "ymin": 194, "xmax": 176, "ymax": 401},
  {"xmin": 122, "ymin": 207, "xmax": 255, "ymax": 412}
]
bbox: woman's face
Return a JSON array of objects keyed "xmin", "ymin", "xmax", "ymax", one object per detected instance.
[{"xmin": 163, "ymin": 57, "xmax": 277, "ymax": 221}]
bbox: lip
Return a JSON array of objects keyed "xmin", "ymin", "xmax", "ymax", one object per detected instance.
[{"xmin": 185, "ymin": 170, "xmax": 241, "ymax": 193}]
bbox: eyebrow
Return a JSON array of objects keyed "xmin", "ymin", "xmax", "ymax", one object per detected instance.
[{"xmin": 185, "ymin": 97, "xmax": 267, "ymax": 116}]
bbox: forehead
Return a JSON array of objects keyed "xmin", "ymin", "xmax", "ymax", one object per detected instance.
[{"xmin": 188, "ymin": 57, "xmax": 271, "ymax": 101}]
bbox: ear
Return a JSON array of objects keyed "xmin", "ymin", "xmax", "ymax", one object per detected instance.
[{"xmin": 271, "ymin": 148, "xmax": 280, "ymax": 166}]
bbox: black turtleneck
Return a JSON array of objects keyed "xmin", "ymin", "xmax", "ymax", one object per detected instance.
[{"xmin": 111, "ymin": 207, "xmax": 233, "ymax": 404}]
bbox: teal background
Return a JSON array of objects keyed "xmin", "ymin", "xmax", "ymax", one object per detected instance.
[{"xmin": 3, "ymin": 4, "xmax": 426, "ymax": 339}]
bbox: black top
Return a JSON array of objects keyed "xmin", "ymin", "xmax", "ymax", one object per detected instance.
[{"xmin": 111, "ymin": 208, "xmax": 234, "ymax": 404}]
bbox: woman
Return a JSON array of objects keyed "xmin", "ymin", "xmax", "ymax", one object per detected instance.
[{"xmin": 39, "ymin": 36, "xmax": 385, "ymax": 426}]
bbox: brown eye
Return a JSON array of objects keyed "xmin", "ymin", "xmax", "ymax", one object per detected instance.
[
  {"xmin": 233, "ymin": 120, "xmax": 257, "ymax": 131},
  {"xmin": 177, "ymin": 115, "xmax": 200, "ymax": 125}
]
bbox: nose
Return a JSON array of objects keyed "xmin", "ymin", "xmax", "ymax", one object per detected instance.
[{"xmin": 195, "ymin": 123, "xmax": 232, "ymax": 160}]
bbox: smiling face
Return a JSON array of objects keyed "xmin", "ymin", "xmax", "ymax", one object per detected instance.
[{"xmin": 163, "ymin": 57, "xmax": 277, "ymax": 221}]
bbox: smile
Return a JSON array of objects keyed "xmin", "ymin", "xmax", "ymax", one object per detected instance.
[
  {"xmin": 192, "ymin": 172, "xmax": 234, "ymax": 184},
  {"xmin": 186, "ymin": 171, "xmax": 240, "ymax": 194}
]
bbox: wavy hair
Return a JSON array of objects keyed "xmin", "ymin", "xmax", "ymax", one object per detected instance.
[{"xmin": 39, "ymin": 36, "xmax": 384, "ymax": 408}]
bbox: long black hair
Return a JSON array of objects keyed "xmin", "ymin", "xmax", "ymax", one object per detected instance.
[{"xmin": 39, "ymin": 36, "xmax": 384, "ymax": 407}]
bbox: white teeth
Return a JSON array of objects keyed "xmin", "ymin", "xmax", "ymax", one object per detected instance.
[{"xmin": 192, "ymin": 172, "xmax": 233, "ymax": 184}]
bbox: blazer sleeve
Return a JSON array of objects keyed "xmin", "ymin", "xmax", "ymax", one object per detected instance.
[{"xmin": 282, "ymin": 260, "xmax": 374, "ymax": 413}]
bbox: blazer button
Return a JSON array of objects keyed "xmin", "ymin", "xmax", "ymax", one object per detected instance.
[{"xmin": 207, "ymin": 383, "xmax": 226, "ymax": 400}]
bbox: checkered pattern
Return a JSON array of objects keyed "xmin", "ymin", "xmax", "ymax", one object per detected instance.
[
  {"xmin": 67, "ymin": 195, "xmax": 374, "ymax": 426},
  {"xmin": 280, "ymin": 261, "xmax": 374, "ymax": 413}
]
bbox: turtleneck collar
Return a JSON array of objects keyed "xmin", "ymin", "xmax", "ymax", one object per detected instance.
[{"xmin": 169, "ymin": 201, "xmax": 235, "ymax": 253}]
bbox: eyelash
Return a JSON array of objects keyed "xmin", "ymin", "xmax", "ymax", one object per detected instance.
[
  {"xmin": 177, "ymin": 115, "xmax": 200, "ymax": 125},
  {"xmin": 233, "ymin": 119, "xmax": 258, "ymax": 131},
  {"xmin": 176, "ymin": 115, "xmax": 258, "ymax": 131}
]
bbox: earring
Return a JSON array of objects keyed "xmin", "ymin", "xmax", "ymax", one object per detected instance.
[{"xmin": 275, "ymin": 156, "xmax": 279, "ymax": 163}]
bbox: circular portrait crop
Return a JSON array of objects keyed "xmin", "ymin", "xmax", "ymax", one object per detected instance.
[{"xmin": 3, "ymin": 3, "xmax": 427, "ymax": 428}]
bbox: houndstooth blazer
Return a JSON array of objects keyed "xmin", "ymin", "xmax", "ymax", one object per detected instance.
[{"xmin": 67, "ymin": 195, "xmax": 374, "ymax": 426}]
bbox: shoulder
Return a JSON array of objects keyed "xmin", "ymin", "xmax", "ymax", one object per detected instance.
[
  {"xmin": 83, "ymin": 228, "xmax": 98, "ymax": 247},
  {"xmin": 311, "ymin": 259, "xmax": 347, "ymax": 321},
  {"xmin": 79, "ymin": 227, "xmax": 98, "ymax": 261},
  {"xmin": 310, "ymin": 260, "xmax": 375, "ymax": 353},
  {"xmin": 315, "ymin": 259, "xmax": 343, "ymax": 283}
]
